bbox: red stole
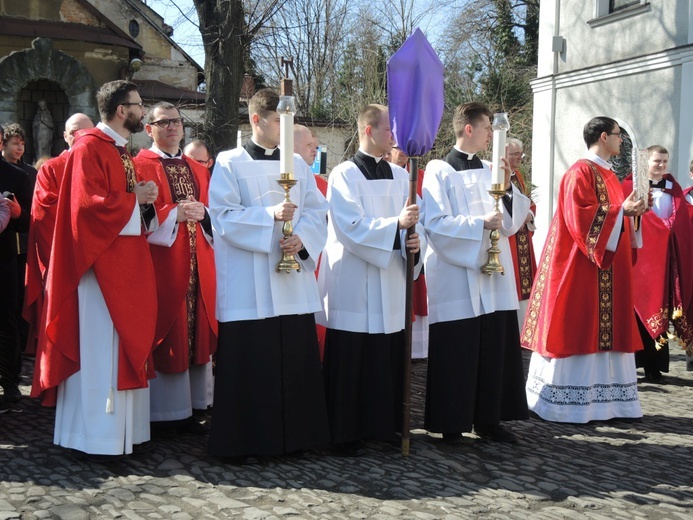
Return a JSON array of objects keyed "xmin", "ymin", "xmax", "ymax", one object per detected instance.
[
  {"xmin": 508, "ymin": 169, "xmax": 537, "ymax": 301},
  {"xmin": 623, "ymin": 174, "xmax": 693, "ymax": 345},
  {"xmin": 134, "ymin": 150, "xmax": 217, "ymax": 373},
  {"xmin": 521, "ymin": 160, "xmax": 641, "ymax": 357},
  {"xmin": 31, "ymin": 129, "xmax": 157, "ymax": 404}
]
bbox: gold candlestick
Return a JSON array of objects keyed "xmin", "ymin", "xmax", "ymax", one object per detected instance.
[
  {"xmin": 276, "ymin": 57, "xmax": 301, "ymax": 274},
  {"xmin": 480, "ymin": 183, "xmax": 506, "ymax": 275},
  {"xmin": 276, "ymin": 173, "xmax": 301, "ymax": 273}
]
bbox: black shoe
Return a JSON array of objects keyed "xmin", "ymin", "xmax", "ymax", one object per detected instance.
[
  {"xmin": 0, "ymin": 401, "xmax": 9, "ymax": 414},
  {"xmin": 177, "ymin": 418, "xmax": 209, "ymax": 435},
  {"xmin": 442, "ymin": 433, "xmax": 474, "ymax": 446},
  {"xmin": 474, "ymin": 424, "xmax": 518, "ymax": 444},
  {"xmin": 79, "ymin": 452, "xmax": 125, "ymax": 463},
  {"xmin": 331, "ymin": 441, "xmax": 365, "ymax": 457},
  {"xmin": 644, "ymin": 369, "xmax": 664, "ymax": 383},
  {"xmin": 133, "ymin": 441, "xmax": 154, "ymax": 454},
  {"xmin": 1, "ymin": 385, "xmax": 21, "ymax": 403}
]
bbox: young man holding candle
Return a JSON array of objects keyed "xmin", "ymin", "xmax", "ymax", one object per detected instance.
[
  {"xmin": 207, "ymin": 88, "xmax": 330, "ymax": 461},
  {"xmin": 317, "ymin": 104, "xmax": 425, "ymax": 454},
  {"xmin": 421, "ymin": 101, "xmax": 530, "ymax": 444}
]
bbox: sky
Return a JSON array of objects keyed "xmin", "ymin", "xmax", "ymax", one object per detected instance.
[{"xmin": 145, "ymin": 0, "xmax": 205, "ymax": 66}]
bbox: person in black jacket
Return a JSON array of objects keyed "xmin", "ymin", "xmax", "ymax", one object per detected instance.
[{"xmin": 0, "ymin": 124, "xmax": 33, "ymax": 406}]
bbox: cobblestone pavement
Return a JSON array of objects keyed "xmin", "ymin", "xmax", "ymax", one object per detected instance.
[{"xmin": 2, "ymin": 351, "xmax": 693, "ymax": 520}]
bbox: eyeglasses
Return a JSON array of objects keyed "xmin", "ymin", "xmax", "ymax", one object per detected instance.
[
  {"xmin": 607, "ymin": 132, "xmax": 623, "ymax": 139},
  {"xmin": 150, "ymin": 118, "xmax": 184, "ymax": 128},
  {"xmin": 121, "ymin": 102, "xmax": 144, "ymax": 107},
  {"xmin": 508, "ymin": 152, "xmax": 524, "ymax": 158}
]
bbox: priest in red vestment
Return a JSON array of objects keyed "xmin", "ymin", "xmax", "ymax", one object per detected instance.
[
  {"xmin": 522, "ymin": 116, "xmax": 649, "ymax": 423},
  {"xmin": 24, "ymin": 113, "xmax": 94, "ymax": 357},
  {"xmin": 31, "ymin": 80, "xmax": 159, "ymax": 457},
  {"xmin": 505, "ymin": 138, "xmax": 537, "ymax": 327},
  {"xmin": 622, "ymin": 145, "xmax": 693, "ymax": 382},
  {"xmin": 134, "ymin": 102, "xmax": 217, "ymax": 432}
]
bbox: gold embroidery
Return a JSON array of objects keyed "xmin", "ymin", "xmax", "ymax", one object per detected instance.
[
  {"xmin": 165, "ymin": 164, "xmax": 197, "ymax": 200},
  {"xmin": 585, "ymin": 164, "xmax": 609, "ymax": 263},
  {"xmin": 598, "ymin": 267, "xmax": 613, "ymax": 350},
  {"xmin": 646, "ymin": 308, "xmax": 669, "ymax": 338},
  {"xmin": 521, "ymin": 221, "xmax": 557, "ymax": 346},
  {"xmin": 121, "ymin": 153, "xmax": 137, "ymax": 192}
]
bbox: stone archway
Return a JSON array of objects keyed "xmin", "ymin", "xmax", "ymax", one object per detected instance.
[{"xmin": 0, "ymin": 37, "xmax": 97, "ymax": 141}]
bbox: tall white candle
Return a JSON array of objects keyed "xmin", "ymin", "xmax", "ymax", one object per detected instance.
[
  {"xmin": 279, "ymin": 113, "xmax": 294, "ymax": 177},
  {"xmin": 491, "ymin": 112, "xmax": 510, "ymax": 186},
  {"xmin": 491, "ymin": 130, "xmax": 506, "ymax": 185},
  {"xmin": 236, "ymin": 130, "xmax": 242, "ymax": 149}
]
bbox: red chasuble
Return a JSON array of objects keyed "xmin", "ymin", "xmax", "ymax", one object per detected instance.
[
  {"xmin": 134, "ymin": 150, "xmax": 217, "ymax": 374},
  {"xmin": 521, "ymin": 160, "xmax": 641, "ymax": 358},
  {"xmin": 508, "ymin": 169, "xmax": 538, "ymax": 301},
  {"xmin": 23, "ymin": 151, "xmax": 69, "ymax": 355},
  {"xmin": 622, "ymin": 173, "xmax": 693, "ymax": 345},
  {"xmin": 31, "ymin": 129, "xmax": 157, "ymax": 403}
]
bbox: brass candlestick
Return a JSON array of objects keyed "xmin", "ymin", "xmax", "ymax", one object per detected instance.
[
  {"xmin": 275, "ymin": 57, "xmax": 301, "ymax": 273},
  {"xmin": 480, "ymin": 183, "xmax": 506, "ymax": 275},
  {"xmin": 276, "ymin": 173, "xmax": 301, "ymax": 273}
]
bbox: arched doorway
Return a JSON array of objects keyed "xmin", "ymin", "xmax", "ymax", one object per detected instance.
[
  {"xmin": 18, "ymin": 79, "xmax": 70, "ymax": 162},
  {"xmin": 0, "ymin": 37, "xmax": 97, "ymax": 160}
]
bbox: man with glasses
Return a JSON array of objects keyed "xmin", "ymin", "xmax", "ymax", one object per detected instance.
[
  {"xmin": 32, "ymin": 80, "xmax": 160, "ymax": 459},
  {"xmin": 506, "ymin": 138, "xmax": 537, "ymax": 327},
  {"xmin": 134, "ymin": 102, "xmax": 217, "ymax": 434},
  {"xmin": 184, "ymin": 139, "xmax": 215, "ymax": 173},
  {"xmin": 522, "ymin": 116, "xmax": 649, "ymax": 423}
]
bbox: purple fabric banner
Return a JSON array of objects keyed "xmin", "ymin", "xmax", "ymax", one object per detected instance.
[{"xmin": 387, "ymin": 28, "xmax": 444, "ymax": 157}]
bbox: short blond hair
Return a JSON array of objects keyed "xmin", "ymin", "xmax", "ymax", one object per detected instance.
[{"xmin": 357, "ymin": 104, "xmax": 387, "ymax": 136}]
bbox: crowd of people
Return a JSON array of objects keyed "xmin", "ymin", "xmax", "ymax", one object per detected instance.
[{"xmin": 1, "ymin": 79, "xmax": 691, "ymax": 464}]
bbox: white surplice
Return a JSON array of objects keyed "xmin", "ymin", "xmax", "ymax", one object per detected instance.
[
  {"xmin": 421, "ymin": 159, "xmax": 530, "ymax": 324},
  {"xmin": 316, "ymin": 161, "xmax": 426, "ymax": 334},
  {"xmin": 210, "ymin": 148, "xmax": 328, "ymax": 322}
]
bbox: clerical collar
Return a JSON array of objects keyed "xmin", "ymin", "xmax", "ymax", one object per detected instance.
[
  {"xmin": 97, "ymin": 122, "xmax": 128, "ymax": 147},
  {"xmin": 251, "ymin": 140, "xmax": 277, "ymax": 156},
  {"xmin": 584, "ymin": 151, "xmax": 612, "ymax": 170},
  {"xmin": 150, "ymin": 145, "xmax": 182, "ymax": 159},
  {"xmin": 453, "ymin": 146, "xmax": 476, "ymax": 160},
  {"xmin": 649, "ymin": 177, "xmax": 670, "ymax": 190},
  {"xmin": 357, "ymin": 148, "xmax": 383, "ymax": 163}
]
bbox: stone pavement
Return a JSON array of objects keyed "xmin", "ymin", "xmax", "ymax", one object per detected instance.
[{"xmin": 2, "ymin": 351, "xmax": 693, "ymax": 520}]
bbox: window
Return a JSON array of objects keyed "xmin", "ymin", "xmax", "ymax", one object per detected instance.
[
  {"xmin": 610, "ymin": 0, "xmax": 640, "ymax": 12},
  {"xmin": 590, "ymin": 1, "xmax": 650, "ymax": 27},
  {"xmin": 129, "ymin": 20, "xmax": 140, "ymax": 38}
]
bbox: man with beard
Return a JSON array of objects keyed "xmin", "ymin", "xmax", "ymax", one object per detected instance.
[
  {"xmin": 31, "ymin": 81, "xmax": 160, "ymax": 459},
  {"xmin": 134, "ymin": 102, "xmax": 217, "ymax": 433}
]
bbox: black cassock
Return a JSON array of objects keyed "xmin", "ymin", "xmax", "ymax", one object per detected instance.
[
  {"xmin": 424, "ymin": 148, "xmax": 528, "ymax": 435},
  {"xmin": 208, "ymin": 142, "xmax": 330, "ymax": 458}
]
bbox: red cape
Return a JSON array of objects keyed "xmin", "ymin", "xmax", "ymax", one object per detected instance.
[
  {"xmin": 23, "ymin": 151, "xmax": 69, "ymax": 356},
  {"xmin": 521, "ymin": 160, "xmax": 641, "ymax": 357},
  {"xmin": 623, "ymin": 174, "xmax": 693, "ymax": 344},
  {"xmin": 507, "ymin": 169, "xmax": 537, "ymax": 301},
  {"xmin": 31, "ymin": 128, "xmax": 157, "ymax": 404},
  {"xmin": 134, "ymin": 149, "xmax": 217, "ymax": 373}
]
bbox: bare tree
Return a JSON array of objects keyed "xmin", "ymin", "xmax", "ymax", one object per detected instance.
[{"xmin": 192, "ymin": 0, "xmax": 286, "ymax": 154}]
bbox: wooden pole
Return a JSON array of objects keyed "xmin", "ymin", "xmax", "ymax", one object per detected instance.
[{"xmin": 401, "ymin": 156, "xmax": 419, "ymax": 456}]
